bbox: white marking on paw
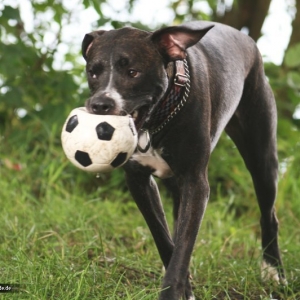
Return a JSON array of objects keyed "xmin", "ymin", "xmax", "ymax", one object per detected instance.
[
  {"xmin": 261, "ymin": 260, "xmax": 287, "ymax": 285},
  {"xmin": 187, "ymin": 296, "xmax": 195, "ymax": 300}
]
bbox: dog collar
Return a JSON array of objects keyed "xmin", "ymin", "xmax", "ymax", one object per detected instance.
[
  {"xmin": 137, "ymin": 59, "xmax": 190, "ymax": 152},
  {"xmin": 146, "ymin": 59, "xmax": 191, "ymax": 134}
]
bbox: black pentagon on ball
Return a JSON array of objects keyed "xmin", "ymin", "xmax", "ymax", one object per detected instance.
[
  {"xmin": 111, "ymin": 152, "xmax": 128, "ymax": 168},
  {"xmin": 75, "ymin": 150, "xmax": 92, "ymax": 167},
  {"xmin": 65, "ymin": 115, "xmax": 78, "ymax": 133},
  {"xmin": 96, "ymin": 122, "xmax": 115, "ymax": 141}
]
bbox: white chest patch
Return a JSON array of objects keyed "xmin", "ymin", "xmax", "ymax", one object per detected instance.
[{"xmin": 131, "ymin": 148, "xmax": 173, "ymax": 179}]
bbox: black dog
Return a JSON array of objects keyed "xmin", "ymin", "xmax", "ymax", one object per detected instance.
[{"xmin": 82, "ymin": 21, "xmax": 286, "ymax": 300}]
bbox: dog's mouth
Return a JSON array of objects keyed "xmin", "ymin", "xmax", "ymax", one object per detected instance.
[{"xmin": 128, "ymin": 105, "xmax": 150, "ymax": 131}]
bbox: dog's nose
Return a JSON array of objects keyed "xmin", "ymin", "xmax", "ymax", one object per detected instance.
[{"xmin": 90, "ymin": 94, "xmax": 115, "ymax": 115}]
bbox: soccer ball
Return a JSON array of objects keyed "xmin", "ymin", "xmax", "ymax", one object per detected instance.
[{"xmin": 61, "ymin": 107, "xmax": 137, "ymax": 173}]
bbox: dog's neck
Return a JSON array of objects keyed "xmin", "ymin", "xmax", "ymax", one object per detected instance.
[{"xmin": 142, "ymin": 59, "xmax": 191, "ymax": 135}]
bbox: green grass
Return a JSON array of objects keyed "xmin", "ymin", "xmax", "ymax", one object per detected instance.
[{"xmin": 0, "ymin": 130, "xmax": 300, "ymax": 299}]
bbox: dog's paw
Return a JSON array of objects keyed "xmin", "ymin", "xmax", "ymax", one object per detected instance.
[{"xmin": 261, "ymin": 260, "xmax": 288, "ymax": 285}]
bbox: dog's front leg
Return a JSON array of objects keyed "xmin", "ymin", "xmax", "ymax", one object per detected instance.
[
  {"xmin": 160, "ymin": 171, "xmax": 210, "ymax": 300},
  {"xmin": 123, "ymin": 162, "xmax": 175, "ymax": 269},
  {"xmin": 124, "ymin": 161, "xmax": 195, "ymax": 299}
]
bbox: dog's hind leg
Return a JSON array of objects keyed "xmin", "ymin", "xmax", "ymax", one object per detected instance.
[{"xmin": 225, "ymin": 65, "xmax": 286, "ymax": 285}]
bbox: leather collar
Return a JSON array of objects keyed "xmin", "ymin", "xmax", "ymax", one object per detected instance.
[
  {"xmin": 137, "ymin": 59, "xmax": 190, "ymax": 152},
  {"xmin": 144, "ymin": 59, "xmax": 190, "ymax": 134}
]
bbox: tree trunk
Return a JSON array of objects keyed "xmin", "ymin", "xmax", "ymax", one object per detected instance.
[
  {"xmin": 286, "ymin": 0, "xmax": 300, "ymax": 49},
  {"xmin": 214, "ymin": 0, "xmax": 272, "ymax": 42}
]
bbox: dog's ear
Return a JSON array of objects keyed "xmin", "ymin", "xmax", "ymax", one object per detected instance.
[
  {"xmin": 151, "ymin": 24, "xmax": 214, "ymax": 61},
  {"xmin": 82, "ymin": 31, "xmax": 106, "ymax": 60}
]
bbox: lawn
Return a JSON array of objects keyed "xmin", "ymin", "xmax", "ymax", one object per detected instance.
[{"xmin": 0, "ymin": 130, "xmax": 299, "ymax": 300}]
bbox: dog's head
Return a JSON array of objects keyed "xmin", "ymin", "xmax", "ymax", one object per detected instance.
[{"xmin": 82, "ymin": 24, "xmax": 213, "ymax": 130}]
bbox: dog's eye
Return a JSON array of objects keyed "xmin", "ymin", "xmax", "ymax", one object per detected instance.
[
  {"xmin": 88, "ymin": 71, "xmax": 97, "ymax": 79},
  {"xmin": 88, "ymin": 63, "xmax": 103, "ymax": 79},
  {"xmin": 128, "ymin": 69, "xmax": 139, "ymax": 78}
]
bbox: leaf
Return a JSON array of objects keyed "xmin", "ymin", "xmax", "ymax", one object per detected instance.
[
  {"xmin": 1, "ymin": 6, "xmax": 21, "ymax": 21},
  {"xmin": 287, "ymin": 71, "xmax": 300, "ymax": 89},
  {"xmin": 91, "ymin": 0, "xmax": 103, "ymax": 16},
  {"xmin": 82, "ymin": 0, "xmax": 90, "ymax": 9},
  {"xmin": 284, "ymin": 43, "xmax": 300, "ymax": 68}
]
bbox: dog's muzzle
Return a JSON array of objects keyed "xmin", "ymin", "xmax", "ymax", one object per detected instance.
[{"xmin": 86, "ymin": 93, "xmax": 116, "ymax": 115}]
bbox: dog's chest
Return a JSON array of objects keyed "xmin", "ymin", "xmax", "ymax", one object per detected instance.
[{"xmin": 131, "ymin": 148, "xmax": 173, "ymax": 179}]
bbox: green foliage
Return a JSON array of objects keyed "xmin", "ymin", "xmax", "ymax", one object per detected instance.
[
  {"xmin": 284, "ymin": 43, "xmax": 300, "ymax": 69},
  {"xmin": 0, "ymin": 5, "xmax": 82, "ymax": 135},
  {"xmin": 284, "ymin": 43, "xmax": 300, "ymax": 95},
  {"xmin": 263, "ymin": 59, "xmax": 300, "ymax": 167}
]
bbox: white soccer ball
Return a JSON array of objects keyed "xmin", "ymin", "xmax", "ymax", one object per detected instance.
[{"xmin": 61, "ymin": 107, "xmax": 137, "ymax": 173}]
